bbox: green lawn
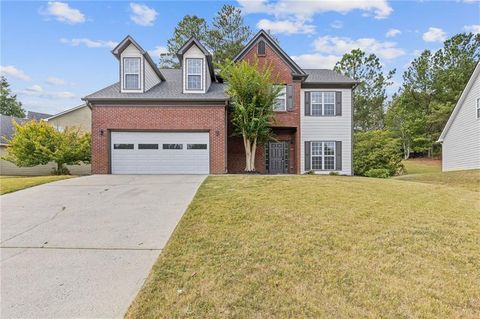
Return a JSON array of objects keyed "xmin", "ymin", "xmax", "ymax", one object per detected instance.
[
  {"xmin": 395, "ymin": 169, "xmax": 480, "ymax": 192},
  {"xmin": 402, "ymin": 158, "xmax": 442, "ymax": 175},
  {"xmin": 126, "ymin": 175, "xmax": 480, "ymax": 318},
  {"xmin": 0, "ymin": 175, "xmax": 74, "ymax": 195}
]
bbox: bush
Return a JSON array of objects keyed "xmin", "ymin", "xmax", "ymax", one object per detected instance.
[
  {"xmin": 364, "ymin": 168, "xmax": 390, "ymax": 178},
  {"xmin": 304, "ymin": 170, "xmax": 315, "ymax": 175},
  {"xmin": 329, "ymin": 171, "xmax": 340, "ymax": 176},
  {"xmin": 354, "ymin": 130, "xmax": 404, "ymax": 177}
]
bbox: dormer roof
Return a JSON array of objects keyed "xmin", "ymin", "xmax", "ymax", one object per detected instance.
[
  {"xmin": 234, "ymin": 30, "xmax": 307, "ymax": 80},
  {"xmin": 176, "ymin": 37, "xmax": 215, "ymax": 80},
  {"xmin": 112, "ymin": 35, "xmax": 166, "ymax": 81}
]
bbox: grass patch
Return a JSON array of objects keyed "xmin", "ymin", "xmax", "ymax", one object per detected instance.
[
  {"xmin": 403, "ymin": 158, "xmax": 442, "ymax": 175},
  {"xmin": 0, "ymin": 175, "xmax": 74, "ymax": 195},
  {"xmin": 126, "ymin": 175, "xmax": 480, "ymax": 318},
  {"xmin": 395, "ymin": 169, "xmax": 480, "ymax": 192}
]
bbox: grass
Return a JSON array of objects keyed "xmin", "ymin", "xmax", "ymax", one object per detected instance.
[
  {"xmin": 395, "ymin": 169, "xmax": 480, "ymax": 192},
  {"xmin": 126, "ymin": 175, "xmax": 480, "ymax": 318},
  {"xmin": 402, "ymin": 158, "xmax": 442, "ymax": 175},
  {"xmin": 0, "ymin": 175, "xmax": 74, "ymax": 195}
]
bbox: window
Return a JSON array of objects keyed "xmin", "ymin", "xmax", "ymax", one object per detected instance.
[
  {"xmin": 186, "ymin": 58, "xmax": 203, "ymax": 90},
  {"xmin": 477, "ymin": 98, "xmax": 480, "ymax": 119},
  {"xmin": 163, "ymin": 144, "xmax": 183, "ymax": 150},
  {"xmin": 311, "ymin": 141, "xmax": 335, "ymax": 170},
  {"xmin": 257, "ymin": 40, "xmax": 266, "ymax": 55},
  {"xmin": 123, "ymin": 58, "xmax": 140, "ymax": 90},
  {"xmin": 309, "ymin": 91, "xmax": 336, "ymax": 116},
  {"xmin": 274, "ymin": 85, "xmax": 287, "ymax": 111},
  {"xmin": 114, "ymin": 144, "xmax": 134, "ymax": 150},
  {"xmin": 138, "ymin": 144, "xmax": 158, "ymax": 150},
  {"xmin": 187, "ymin": 144, "xmax": 207, "ymax": 150}
]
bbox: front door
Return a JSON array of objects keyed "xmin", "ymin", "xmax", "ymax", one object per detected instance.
[{"xmin": 268, "ymin": 141, "xmax": 287, "ymax": 174}]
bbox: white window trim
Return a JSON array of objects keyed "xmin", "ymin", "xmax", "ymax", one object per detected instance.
[
  {"xmin": 310, "ymin": 141, "xmax": 336, "ymax": 171},
  {"xmin": 310, "ymin": 91, "xmax": 336, "ymax": 116},
  {"xmin": 121, "ymin": 55, "xmax": 144, "ymax": 93},
  {"xmin": 476, "ymin": 98, "xmax": 480, "ymax": 119},
  {"xmin": 274, "ymin": 85, "xmax": 287, "ymax": 112},
  {"xmin": 185, "ymin": 58, "xmax": 204, "ymax": 91}
]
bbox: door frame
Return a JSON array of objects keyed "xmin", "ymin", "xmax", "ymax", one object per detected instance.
[{"xmin": 266, "ymin": 140, "xmax": 289, "ymax": 174}]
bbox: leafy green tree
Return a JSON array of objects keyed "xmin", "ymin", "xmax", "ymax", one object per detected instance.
[
  {"xmin": 208, "ymin": 5, "xmax": 251, "ymax": 66},
  {"xmin": 3, "ymin": 120, "xmax": 91, "ymax": 175},
  {"xmin": 159, "ymin": 15, "xmax": 210, "ymax": 68},
  {"xmin": 334, "ymin": 49, "xmax": 395, "ymax": 131},
  {"xmin": 0, "ymin": 76, "xmax": 25, "ymax": 118},
  {"xmin": 220, "ymin": 60, "xmax": 281, "ymax": 172}
]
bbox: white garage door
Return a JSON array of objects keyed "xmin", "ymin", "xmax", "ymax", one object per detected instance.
[{"xmin": 111, "ymin": 131, "xmax": 209, "ymax": 174}]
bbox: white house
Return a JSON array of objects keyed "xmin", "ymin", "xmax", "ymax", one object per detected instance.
[{"xmin": 438, "ymin": 62, "xmax": 480, "ymax": 172}]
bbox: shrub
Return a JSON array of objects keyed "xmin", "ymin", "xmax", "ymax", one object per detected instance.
[
  {"xmin": 304, "ymin": 170, "xmax": 315, "ymax": 175},
  {"xmin": 329, "ymin": 171, "xmax": 340, "ymax": 176},
  {"xmin": 364, "ymin": 168, "xmax": 390, "ymax": 178},
  {"xmin": 354, "ymin": 130, "xmax": 404, "ymax": 177}
]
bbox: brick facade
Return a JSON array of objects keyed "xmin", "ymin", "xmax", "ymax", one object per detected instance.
[
  {"xmin": 91, "ymin": 104, "xmax": 226, "ymax": 174},
  {"xmin": 227, "ymin": 40, "xmax": 301, "ymax": 174}
]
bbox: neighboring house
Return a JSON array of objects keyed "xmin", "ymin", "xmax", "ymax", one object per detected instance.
[
  {"xmin": 438, "ymin": 62, "xmax": 480, "ymax": 172},
  {"xmin": 83, "ymin": 30, "xmax": 356, "ymax": 175},
  {"xmin": 0, "ymin": 105, "xmax": 92, "ymax": 175}
]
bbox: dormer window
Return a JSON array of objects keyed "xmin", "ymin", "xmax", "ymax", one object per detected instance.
[
  {"xmin": 257, "ymin": 40, "xmax": 266, "ymax": 55},
  {"xmin": 123, "ymin": 57, "xmax": 141, "ymax": 90},
  {"xmin": 186, "ymin": 58, "xmax": 203, "ymax": 90}
]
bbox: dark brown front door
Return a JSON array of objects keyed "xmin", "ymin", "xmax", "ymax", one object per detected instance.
[{"xmin": 268, "ymin": 141, "xmax": 287, "ymax": 174}]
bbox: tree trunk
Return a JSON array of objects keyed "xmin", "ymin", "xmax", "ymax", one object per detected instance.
[
  {"xmin": 243, "ymin": 135, "xmax": 252, "ymax": 171},
  {"xmin": 56, "ymin": 162, "xmax": 64, "ymax": 175},
  {"xmin": 250, "ymin": 138, "xmax": 257, "ymax": 171}
]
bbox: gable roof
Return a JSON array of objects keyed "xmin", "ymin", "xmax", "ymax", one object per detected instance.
[
  {"xmin": 176, "ymin": 37, "xmax": 215, "ymax": 81},
  {"xmin": 234, "ymin": 30, "xmax": 307, "ymax": 79},
  {"xmin": 27, "ymin": 111, "xmax": 52, "ymax": 120},
  {"xmin": 303, "ymin": 69, "xmax": 357, "ymax": 85},
  {"xmin": 46, "ymin": 104, "xmax": 88, "ymax": 121},
  {"xmin": 438, "ymin": 62, "xmax": 480, "ymax": 142},
  {"xmin": 111, "ymin": 35, "xmax": 166, "ymax": 81}
]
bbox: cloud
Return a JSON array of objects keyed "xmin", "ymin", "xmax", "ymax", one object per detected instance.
[
  {"xmin": 257, "ymin": 18, "xmax": 315, "ymax": 34},
  {"xmin": 130, "ymin": 3, "xmax": 158, "ymax": 26},
  {"xmin": 148, "ymin": 45, "xmax": 168, "ymax": 57},
  {"xmin": 291, "ymin": 54, "xmax": 341, "ymax": 69},
  {"xmin": 313, "ymin": 35, "xmax": 405, "ymax": 59},
  {"xmin": 237, "ymin": 0, "xmax": 393, "ymax": 20},
  {"xmin": 60, "ymin": 38, "xmax": 118, "ymax": 49},
  {"xmin": 330, "ymin": 20, "xmax": 343, "ymax": 29},
  {"xmin": 464, "ymin": 24, "xmax": 480, "ymax": 34},
  {"xmin": 422, "ymin": 27, "xmax": 447, "ymax": 42},
  {"xmin": 46, "ymin": 76, "xmax": 67, "ymax": 86},
  {"xmin": 19, "ymin": 84, "xmax": 75, "ymax": 99},
  {"xmin": 43, "ymin": 2, "xmax": 85, "ymax": 24},
  {"xmin": 0, "ymin": 65, "xmax": 31, "ymax": 81},
  {"xmin": 386, "ymin": 28, "xmax": 401, "ymax": 37}
]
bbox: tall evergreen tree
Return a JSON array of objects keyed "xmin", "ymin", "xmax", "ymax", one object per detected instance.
[{"xmin": 0, "ymin": 76, "xmax": 25, "ymax": 118}]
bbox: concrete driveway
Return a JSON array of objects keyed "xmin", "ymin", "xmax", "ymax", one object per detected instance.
[{"xmin": 0, "ymin": 175, "xmax": 206, "ymax": 319}]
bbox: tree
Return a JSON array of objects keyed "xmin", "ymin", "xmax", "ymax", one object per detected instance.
[
  {"xmin": 3, "ymin": 120, "xmax": 91, "ymax": 174},
  {"xmin": 220, "ymin": 60, "xmax": 281, "ymax": 172},
  {"xmin": 207, "ymin": 5, "xmax": 251, "ymax": 66},
  {"xmin": 159, "ymin": 15, "xmax": 210, "ymax": 68},
  {"xmin": 334, "ymin": 49, "xmax": 395, "ymax": 131},
  {"xmin": 0, "ymin": 76, "xmax": 25, "ymax": 118}
]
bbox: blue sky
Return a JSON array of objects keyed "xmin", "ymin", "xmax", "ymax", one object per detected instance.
[{"xmin": 1, "ymin": 0, "xmax": 479, "ymax": 114}]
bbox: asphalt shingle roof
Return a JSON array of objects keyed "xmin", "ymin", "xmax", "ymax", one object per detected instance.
[
  {"xmin": 27, "ymin": 111, "xmax": 52, "ymax": 120},
  {"xmin": 84, "ymin": 69, "xmax": 228, "ymax": 101},
  {"xmin": 1, "ymin": 115, "xmax": 27, "ymax": 144},
  {"xmin": 303, "ymin": 69, "xmax": 357, "ymax": 84}
]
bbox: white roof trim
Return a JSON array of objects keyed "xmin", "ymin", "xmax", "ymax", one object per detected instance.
[
  {"xmin": 46, "ymin": 104, "xmax": 87, "ymax": 121},
  {"xmin": 438, "ymin": 62, "xmax": 480, "ymax": 143}
]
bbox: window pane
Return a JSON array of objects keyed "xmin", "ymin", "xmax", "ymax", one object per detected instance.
[
  {"xmin": 324, "ymin": 142, "xmax": 335, "ymax": 155},
  {"xmin": 114, "ymin": 144, "xmax": 134, "ymax": 150},
  {"xmin": 311, "ymin": 103, "xmax": 322, "ymax": 116},
  {"xmin": 312, "ymin": 142, "xmax": 323, "ymax": 156},
  {"xmin": 138, "ymin": 144, "xmax": 158, "ymax": 150},
  {"xmin": 324, "ymin": 104, "xmax": 335, "ymax": 115},
  {"xmin": 323, "ymin": 92, "xmax": 335, "ymax": 104},
  {"xmin": 274, "ymin": 98, "xmax": 286, "ymax": 111},
  {"xmin": 187, "ymin": 144, "xmax": 207, "ymax": 150},
  {"xmin": 311, "ymin": 92, "xmax": 322, "ymax": 104},
  {"xmin": 312, "ymin": 156, "xmax": 322, "ymax": 170},
  {"xmin": 188, "ymin": 75, "xmax": 202, "ymax": 90},
  {"xmin": 324, "ymin": 156, "xmax": 335, "ymax": 170},
  {"xmin": 124, "ymin": 58, "xmax": 140, "ymax": 73},
  {"xmin": 163, "ymin": 144, "xmax": 183, "ymax": 150},
  {"xmin": 187, "ymin": 59, "xmax": 202, "ymax": 74},
  {"xmin": 125, "ymin": 74, "xmax": 139, "ymax": 89}
]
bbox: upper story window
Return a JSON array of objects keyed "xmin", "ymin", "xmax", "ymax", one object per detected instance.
[
  {"xmin": 257, "ymin": 40, "xmax": 266, "ymax": 55},
  {"xmin": 274, "ymin": 85, "xmax": 287, "ymax": 111},
  {"xmin": 311, "ymin": 92, "xmax": 335, "ymax": 116},
  {"xmin": 476, "ymin": 98, "xmax": 480, "ymax": 119},
  {"xmin": 123, "ymin": 57, "xmax": 141, "ymax": 90},
  {"xmin": 186, "ymin": 58, "xmax": 203, "ymax": 90}
]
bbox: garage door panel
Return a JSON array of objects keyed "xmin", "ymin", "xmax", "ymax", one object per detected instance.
[{"xmin": 111, "ymin": 132, "xmax": 209, "ymax": 174}]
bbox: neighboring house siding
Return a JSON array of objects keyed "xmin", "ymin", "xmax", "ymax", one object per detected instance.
[
  {"xmin": 91, "ymin": 104, "xmax": 226, "ymax": 174},
  {"xmin": 48, "ymin": 106, "xmax": 91, "ymax": 132},
  {"xmin": 300, "ymin": 88, "xmax": 353, "ymax": 175},
  {"xmin": 442, "ymin": 71, "xmax": 480, "ymax": 171},
  {"xmin": 183, "ymin": 45, "xmax": 209, "ymax": 93}
]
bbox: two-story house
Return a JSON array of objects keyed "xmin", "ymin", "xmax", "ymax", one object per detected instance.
[{"xmin": 83, "ymin": 30, "xmax": 356, "ymax": 175}]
